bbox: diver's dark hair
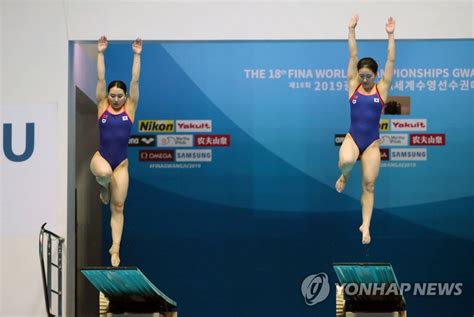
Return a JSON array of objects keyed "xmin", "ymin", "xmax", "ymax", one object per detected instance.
[
  {"xmin": 107, "ymin": 80, "xmax": 127, "ymax": 94},
  {"xmin": 357, "ymin": 57, "xmax": 378, "ymax": 74}
]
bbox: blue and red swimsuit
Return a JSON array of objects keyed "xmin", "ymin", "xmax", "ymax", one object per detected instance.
[
  {"xmin": 98, "ymin": 105, "xmax": 133, "ymax": 170},
  {"xmin": 348, "ymin": 84, "xmax": 385, "ymax": 153}
]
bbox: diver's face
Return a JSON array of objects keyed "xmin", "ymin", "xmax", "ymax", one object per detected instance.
[
  {"xmin": 108, "ymin": 87, "xmax": 126, "ymax": 109},
  {"xmin": 358, "ymin": 68, "xmax": 376, "ymax": 89}
]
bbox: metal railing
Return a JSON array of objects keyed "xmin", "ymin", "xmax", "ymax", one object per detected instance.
[{"xmin": 39, "ymin": 223, "xmax": 64, "ymax": 317}]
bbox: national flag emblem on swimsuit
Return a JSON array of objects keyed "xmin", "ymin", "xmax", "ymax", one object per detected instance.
[
  {"xmin": 374, "ymin": 98, "xmax": 380, "ymax": 103},
  {"xmin": 122, "ymin": 115, "xmax": 128, "ymax": 121}
]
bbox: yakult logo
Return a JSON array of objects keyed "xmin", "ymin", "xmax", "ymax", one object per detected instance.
[
  {"xmin": 391, "ymin": 119, "xmax": 427, "ymax": 131},
  {"xmin": 176, "ymin": 120, "xmax": 212, "ymax": 132}
]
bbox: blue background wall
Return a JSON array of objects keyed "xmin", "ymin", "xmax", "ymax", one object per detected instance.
[{"xmin": 102, "ymin": 40, "xmax": 473, "ymax": 316}]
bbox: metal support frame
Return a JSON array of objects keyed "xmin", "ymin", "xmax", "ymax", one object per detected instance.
[{"xmin": 39, "ymin": 223, "xmax": 65, "ymax": 317}]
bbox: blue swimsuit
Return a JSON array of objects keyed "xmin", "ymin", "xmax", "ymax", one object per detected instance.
[
  {"xmin": 98, "ymin": 105, "xmax": 133, "ymax": 170},
  {"xmin": 348, "ymin": 84, "xmax": 384, "ymax": 153}
]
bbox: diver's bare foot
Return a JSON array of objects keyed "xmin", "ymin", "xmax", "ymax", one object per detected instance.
[
  {"xmin": 335, "ymin": 174, "xmax": 348, "ymax": 193},
  {"xmin": 359, "ymin": 225, "xmax": 371, "ymax": 244},
  {"xmin": 100, "ymin": 186, "xmax": 110, "ymax": 205},
  {"xmin": 109, "ymin": 244, "xmax": 120, "ymax": 267}
]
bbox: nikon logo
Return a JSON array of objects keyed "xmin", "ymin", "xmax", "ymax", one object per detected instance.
[
  {"xmin": 138, "ymin": 120, "xmax": 174, "ymax": 133},
  {"xmin": 379, "ymin": 119, "xmax": 390, "ymax": 131}
]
